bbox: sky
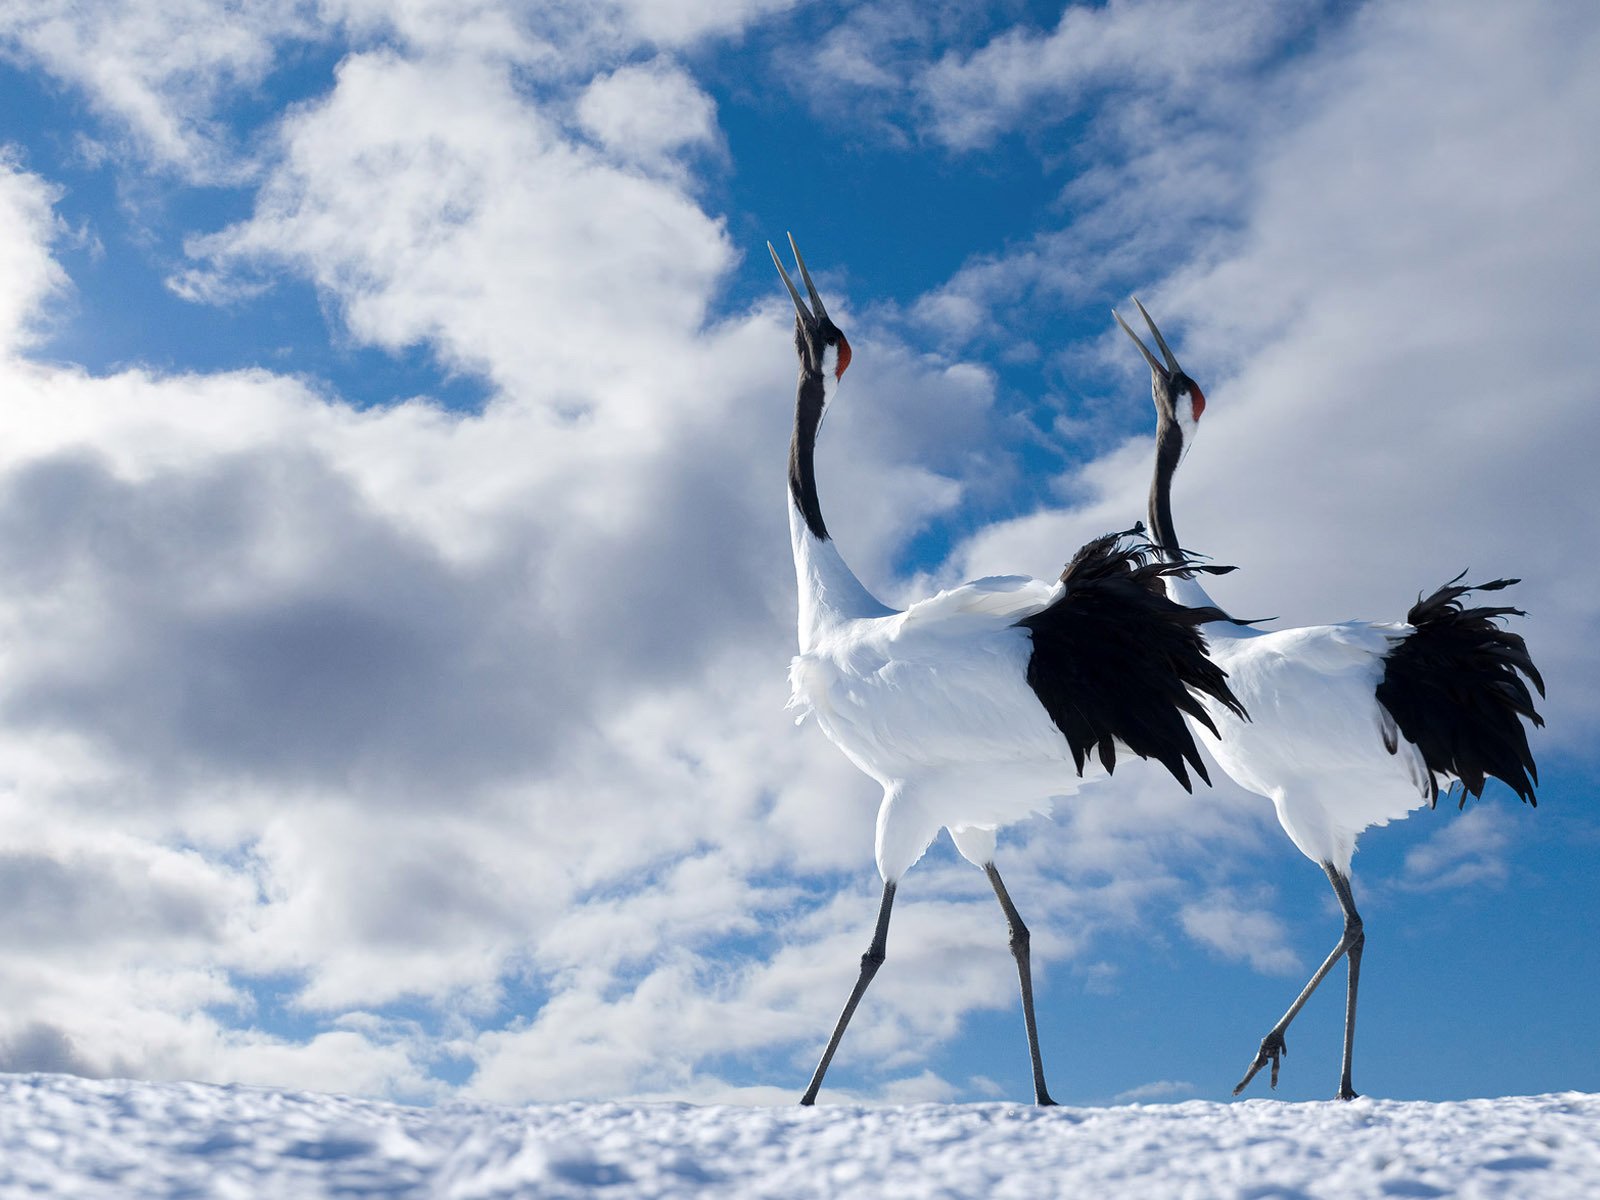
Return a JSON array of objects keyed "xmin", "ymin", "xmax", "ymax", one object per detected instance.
[{"xmin": 0, "ymin": 0, "xmax": 1595, "ymax": 1109}]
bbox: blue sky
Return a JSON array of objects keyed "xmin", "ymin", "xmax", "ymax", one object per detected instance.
[{"xmin": 0, "ymin": 0, "xmax": 1595, "ymax": 1107}]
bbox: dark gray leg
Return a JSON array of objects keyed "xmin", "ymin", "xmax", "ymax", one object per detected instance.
[
  {"xmin": 800, "ymin": 881, "xmax": 896, "ymax": 1106},
  {"xmin": 985, "ymin": 863, "xmax": 1057, "ymax": 1106},
  {"xmin": 1329, "ymin": 867, "xmax": 1365, "ymax": 1101},
  {"xmin": 1234, "ymin": 862, "xmax": 1365, "ymax": 1100}
]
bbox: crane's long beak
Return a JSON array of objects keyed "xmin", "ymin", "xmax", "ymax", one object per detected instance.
[
  {"xmin": 787, "ymin": 233, "xmax": 829, "ymax": 323},
  {"xmin": 770, "ymin": 241, "xmax": 809, "ymax": 320},
  {"xmin": 1113, "ymin": 297, "xmax": 1182, "ymax": 378},
  {"xmin": 768, "ymin": 234, "xmax": 829, "ymax": 323}
]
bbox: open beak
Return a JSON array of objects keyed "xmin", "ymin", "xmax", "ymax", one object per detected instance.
[
  {"xmin": 1112, "ymin": 296, "xmax": 1182, "ymax": 380},
  {"xmin": 768, "ymin": 233, "xmax": 829, "ymax": 324}
]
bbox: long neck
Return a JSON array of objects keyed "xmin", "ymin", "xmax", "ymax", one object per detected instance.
[
  {"xmin": 1148, "ymin": 411, "xmax": 1185, "ymax": 560},
  {"xmin": 1147, "ymin": 409, "xmax": 1228, "ymax": 617},
  {"xmin": 789, "ymin": 367, "xmax": 891, "ymax": 649},
  {"xmin": 790, "ymin": 372, "xmax": 829, "ymax": 542}
]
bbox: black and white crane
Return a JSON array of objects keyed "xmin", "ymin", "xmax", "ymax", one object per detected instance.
[
  {"xmin": 771, "ymin": 236, "xmax": 1247, "ymax": 1106},
  {"xmin": 1115, "ymin": 299, "xmax": 1545, "ymax": 1100}
]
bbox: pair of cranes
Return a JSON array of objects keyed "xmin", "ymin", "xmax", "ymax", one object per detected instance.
[{"xmin": 768, "ymin": 236, "xmax": 1545, "ymax": 1106}]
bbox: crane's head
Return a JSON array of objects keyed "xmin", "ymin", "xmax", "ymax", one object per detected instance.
[
  {"xmin": 770, "ymin": 234, "xmax": 852, "ymax": 394},
  {"xmin": 1113, "ymin": 298, "xmax": 1205, "ymax": 457}
]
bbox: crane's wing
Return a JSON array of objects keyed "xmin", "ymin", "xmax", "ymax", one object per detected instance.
[
  {"xmin": 1016, "ymin": 531, "xmax": 1245, "ymax": 791},
  {"xmin": 897, "ymin": 575, "xmax": 1063, "ymax": 630},
  {"xmin": 1266, "ymin": 620, "xmax": 1407, "ymax": 672}
]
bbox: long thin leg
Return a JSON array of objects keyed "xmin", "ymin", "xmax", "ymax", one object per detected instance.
[
  {"xmin": 985, "ymin": 863, "xmax": 1057, "ymax": 1106},
  {"xmin": 1234, "ymin": 862, "xmax": 1365, "ymax": 1099},
  {"xmin": 1329, "ymin": 867, "xmax": 1365, "ymax": 1101},
  {"xmin": 800, "ymin": 881, "xmax": 896, "ymax": 1106}
]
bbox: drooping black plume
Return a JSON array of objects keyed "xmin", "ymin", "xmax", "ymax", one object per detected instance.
[
  {"xmin": 1375, "ymin": 574, "xmax": 1546, "ymax": 809},
  {"xmin": 1017, "ymin": 525, "xmax": 1248, "ymax": 792}
]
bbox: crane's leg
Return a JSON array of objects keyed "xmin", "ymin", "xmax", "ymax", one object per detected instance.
[
  {"xmin": 1234, "ymin": 862, "xmax": 1365, "ymax": 1099},
  {"xmin": 800, "ymin": 880, "xmax": 896, "ymax": 1106},
  {"xmin": 985, "ymin": 863, "xmax": 1057, "ymax": 1106},
  {"xmin": 1329, "ymin": 867, "xmax": 1364, "ymax": 1101}
]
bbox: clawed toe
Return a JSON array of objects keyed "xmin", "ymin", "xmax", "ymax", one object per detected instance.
[{"xmin": 1233, "ymin": 1031, "xmax": 1287, "ymax": 1095}]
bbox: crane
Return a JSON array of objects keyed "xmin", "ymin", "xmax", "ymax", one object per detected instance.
[
  {"xmin": 1114, "ymin": 299, "xmax": 1545, "ymax": 1100},
  {"xmin": 771, "ymin": 236, "xmax": 1247, "ymax": 1105}
]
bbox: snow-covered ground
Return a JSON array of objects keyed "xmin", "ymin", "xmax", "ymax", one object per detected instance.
[{"xmin": 1, "ymin": 1074, "xmax": 1596, "ymax": 1198}]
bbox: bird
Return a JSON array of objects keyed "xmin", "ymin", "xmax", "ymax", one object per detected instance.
[
  {"xmin": 1113, "ymin": 298, "xmax": 1546, "ymax": 1101},
  {"xmin": 769, "ymin": 234, "xmax": 1248, "ymax": 1106}
]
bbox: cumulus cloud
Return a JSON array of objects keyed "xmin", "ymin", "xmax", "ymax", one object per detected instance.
[
  {"xmin": 0, "ymin": 0, "xmax": 313, "ymax": 179},
  {"xmin": 0, "ymin": 158, "xmax": 68, "ymax": 352},
  {"xmin": 176, "ymin": 50, "xmax": 732, "ymax": 405},
  {"xmin": 611, "ymin": 0, "xmax": 799, "ymax": 48},
  {"xmin": 913, "ymin": 0, "xmax": 1307, "ymax": 151},
  {"xmin": 786, "ymin": 0, "xmax": 1310, "ymax": 158},
  {"xmin": 1397, "ymin": 807, "xmax": 1513, "ymax": 893},
  {"xmin": 1113, "ymin": 1078, "xmax": 1197, "ymax": 1103},
  {"xmin": 1179, "ymin": 888, "xmax": 1301, "ymax": 977},
  {"xmin": 577, "ymin": 58, "xmax": 721, "ymax": 174},
  {"xmin": 0, "ymin": 0, "xmax": 792, "ymax": 181}
]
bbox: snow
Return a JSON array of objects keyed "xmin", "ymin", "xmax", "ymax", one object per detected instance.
[{"xmin": 2, "ymin": 1074, "xmax": 1597, "ymax": 1198}]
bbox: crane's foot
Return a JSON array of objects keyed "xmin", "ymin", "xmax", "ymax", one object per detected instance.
[
  {"xmin": 1233, "ymin": 1030, "xmax": 1287, "ymax": 1095},
  {"xmin": 1334, "ymin": 1083, "xmax": 1359, "ymax": 1102},
  {"xmin": 1036, "ymin": 1091, "xmax": 1058, "ymax": 1107}
]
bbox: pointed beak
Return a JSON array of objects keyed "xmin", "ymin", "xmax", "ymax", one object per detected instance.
[
  {"xmin": 769, "ymin": 241, "xmax": 809, "ymax": 321},
  {"xmin": 1113, "ymin": 297, "xmax": 1182, "ymax": 380},
  {"xmin": 768, "ymin": 233, "xmax": 830, "ymax": 324},
  {"xmin": 1134, "ymin": 297, "xmax": 1181, "ymax": 374}
]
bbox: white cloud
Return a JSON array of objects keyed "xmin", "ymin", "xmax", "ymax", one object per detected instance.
[
  {"xmin": 0, "ymin": 0, "xmax": 792, "ymax": 181},
  {"xmin": 0, "ymin": 157, "xmax": 68, "ymax": 353},
  {"xmin": 0, "ymin": 0, "xmax": 314, "ymax": 180},
  {"xmin": 1398, "ymin": 807, "xmax": 1512, "ymax": 893},
  {"xmin": 179, "ymin": 50, "xmax": 733, "ymax": 405},
  {"xmin": 577, "ymin": 58, "xmax": 720, "ymax": 174},
  {"xmin": 1179, "ymin": 888, "xmax": 1301, "ymax": 977},
  {"xmin": 913, "ymin": 0, "xmax": 1304, "ymax": 151},
  {"xmin": 1113, "ymin": 1078, "xmax": 1197, "ymax": 1103},
  {"xmin": 607, "ymin": 0, "xmax": 798, "ymax": 48},
  {"xmin": 788, "ymin": 0, "xmax": 1307, "ymax": 155},
  {"xmin": 326, "ymin": 0, "xmax": 557, "ymax": 66}
]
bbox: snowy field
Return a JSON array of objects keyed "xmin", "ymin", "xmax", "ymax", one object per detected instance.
[{"xmin": 1, "ymin": 1075, "xmax": 1597, "ymax": 1198}]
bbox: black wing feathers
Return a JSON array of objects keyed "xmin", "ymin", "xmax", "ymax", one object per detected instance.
[
  {"xmin": 1375, "ymin": 574, "xmax": 1545, "ymax": 809},
  {"xmin": 1017, "ymin": 527, "xmax": 1245, "ymax": 792}
]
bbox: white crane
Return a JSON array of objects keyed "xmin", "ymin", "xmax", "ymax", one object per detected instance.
[
  {"xmin": 770, "ymin": 236, "xmax": 1247, "ymax": 1106},
  {"xmin": 1114, "ymin": 299, "xmax": 1545, "ymax": 1100}
]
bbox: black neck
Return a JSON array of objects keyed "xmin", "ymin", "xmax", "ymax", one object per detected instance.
[
  {"xmin": 790, "ymin": 369, "xmax": 829, "ymax": 541},
  {"xmin": 1147, "ymin": 413, "xmax": 1184, "ymax": 558}
]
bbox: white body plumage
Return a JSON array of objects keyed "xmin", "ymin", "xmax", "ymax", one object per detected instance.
[
  {"xmin": 1164, "ymin": 574, "xmax": 1430, "ymax": 873},
  {"xmin": 789, "ymin": 506, "xmax": 1094, "ymax": 881}
]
